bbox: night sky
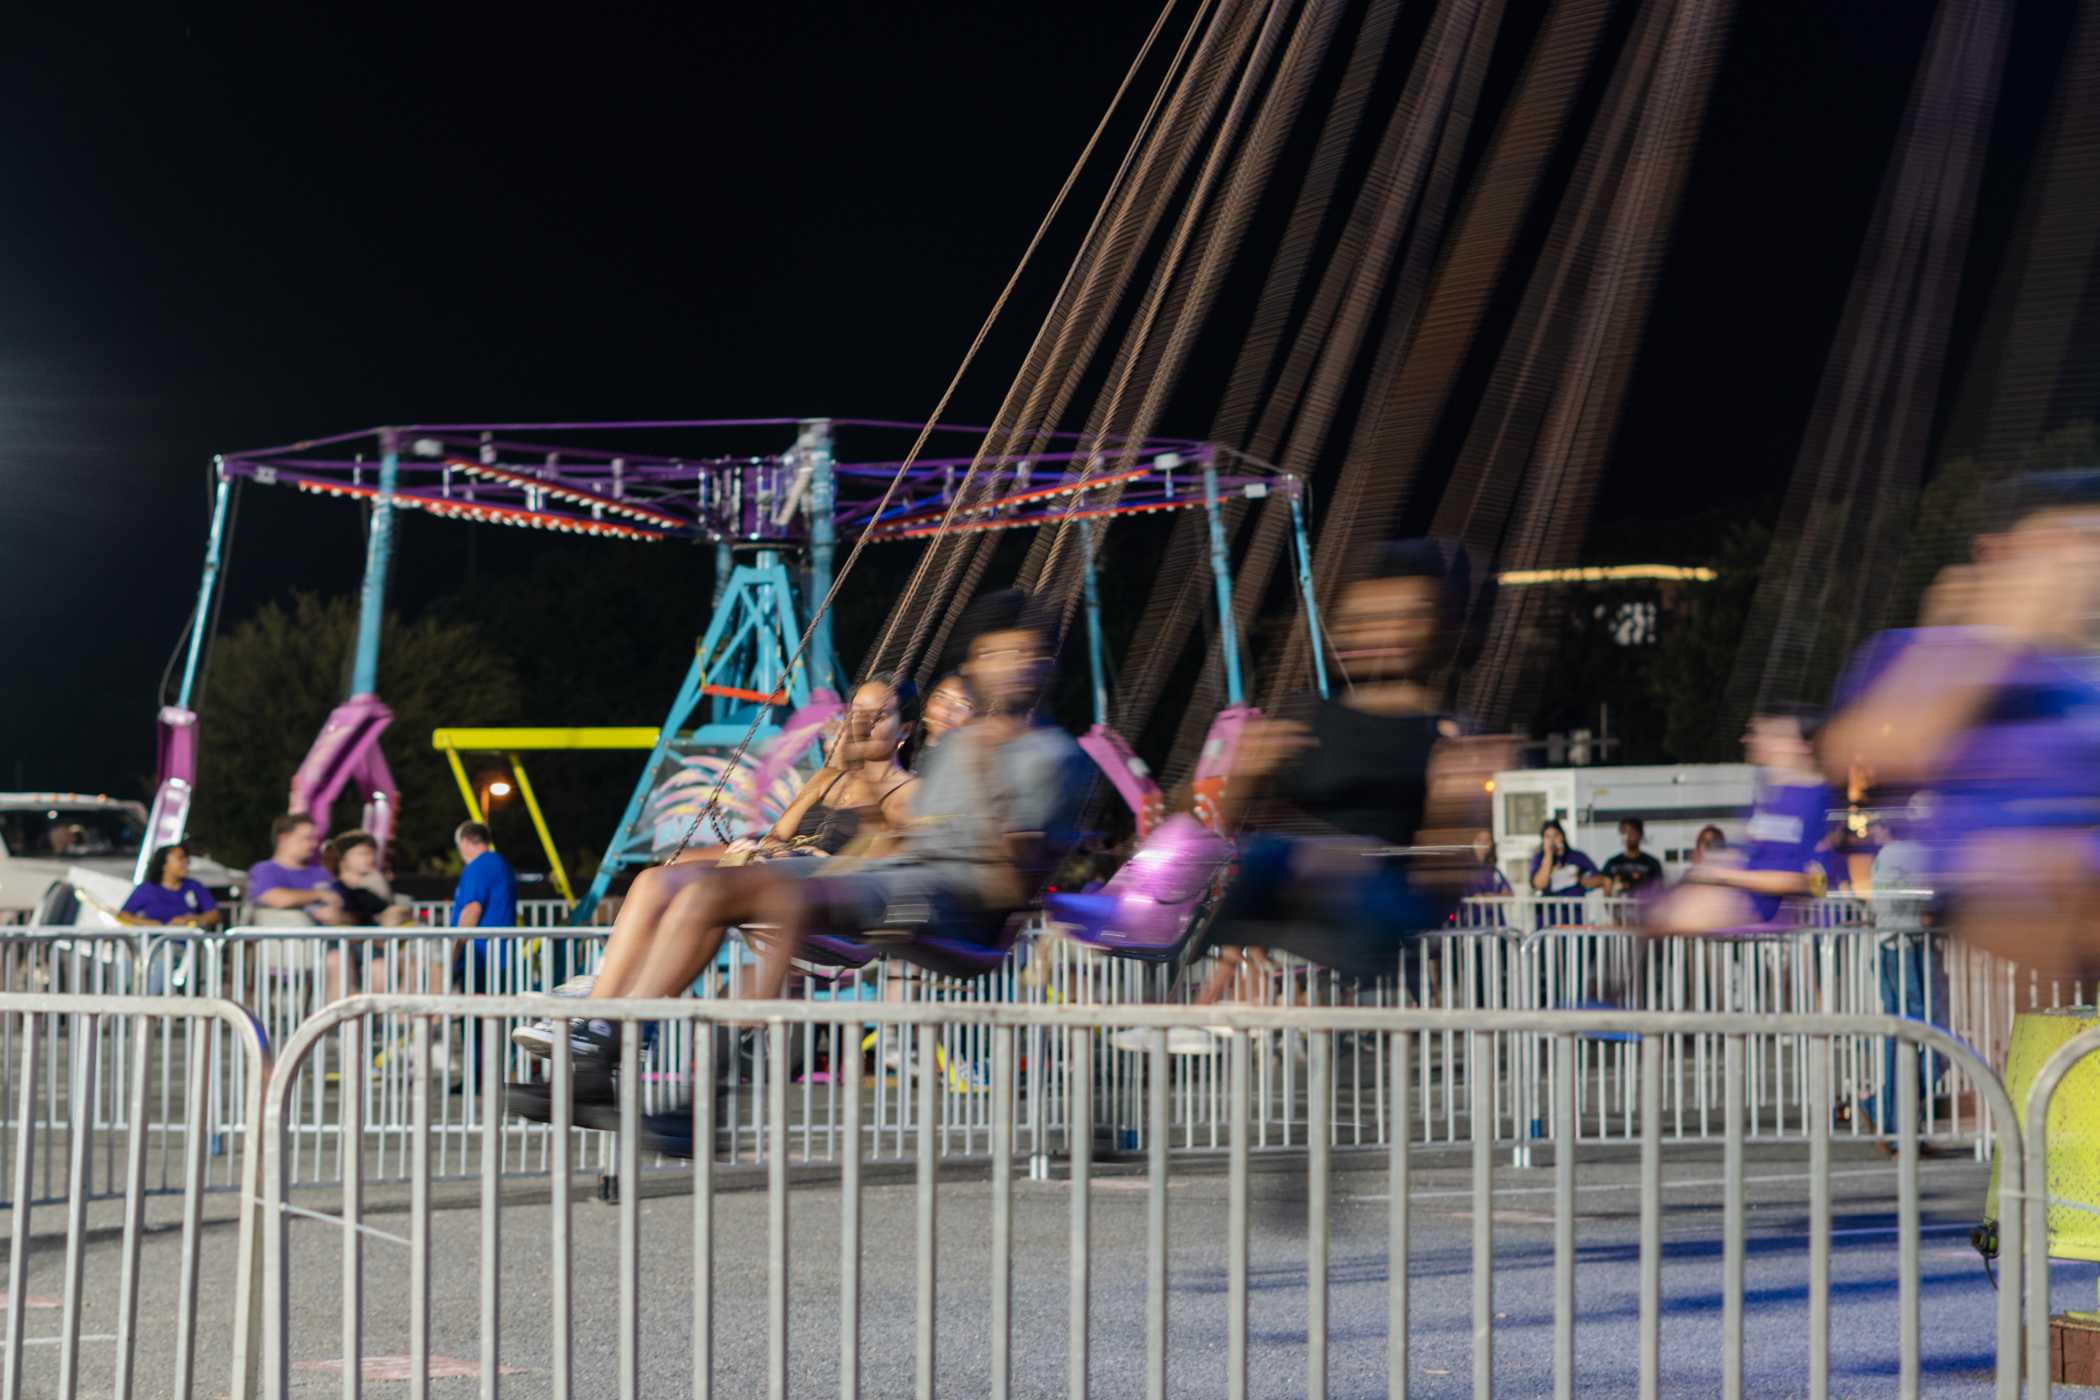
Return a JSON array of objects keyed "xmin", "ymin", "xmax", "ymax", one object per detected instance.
[{"xmin": 1, "ymin": 1, "xmax": 2071, "ymax": 798}]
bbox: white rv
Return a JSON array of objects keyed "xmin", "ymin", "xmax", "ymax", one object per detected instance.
[{"xmin": 1488, "ymin": 764, "xmax": 1761, "ymax": 890}]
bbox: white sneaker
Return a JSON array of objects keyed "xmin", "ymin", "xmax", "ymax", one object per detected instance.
[
  {"xmin": 513, "ymin": 974, "xmax": 597, "ymax": 1059},
  {"xmin": 1111, "ymin": 1026, "xmax": 1153, "ymax": 1054},
  {"xmin": 1168, "ymin": 1027, "xmax": 1221, "ymax": 1056},
  {"xmin": 1111, "ymin": 1026, "xmax": 1220, "ymax": 1056}
]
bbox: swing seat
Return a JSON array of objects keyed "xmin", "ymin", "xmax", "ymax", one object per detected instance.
[
  {"xmin": 1046, "ymin": 814, "xmax": 1233, "ymax": 964},
  {"xmin": 796, "ymin": 910, "xmax": 1034, "ymax": 980}
]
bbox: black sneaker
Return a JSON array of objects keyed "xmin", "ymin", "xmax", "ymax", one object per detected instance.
[
  {"xmin": 505, "ymin": 1020, "xmax": 622, "ymax": 1130},
  {"xmin": 639, "ymin": 1098, "xmax": 730, "ymax": 1160}
]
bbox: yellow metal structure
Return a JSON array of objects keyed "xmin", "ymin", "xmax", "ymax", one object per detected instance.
[{"xmin": 430, "ymin": 727, "xmax": 663, "ymax": 906}]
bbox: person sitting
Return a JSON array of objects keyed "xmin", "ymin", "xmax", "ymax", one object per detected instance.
[
  {"xmin": 1648, "ymin": 708, "xmax": 1828, "ymax": 935},
  {"xmin": 510, "ymin": 671, "xmax": 929, "ymax": 1057},
  {"xmin": 508, "ymin": 588, "xmax": 1093, "ymax": 1148},
  {"xmin": 920, "ymin": 672, "xmax": 974, "ymax": 752},
  {"xmin": 321, "ymin": 829, "xmax": 408, "ymax": 1001},
  {"xmin": 246, "ymin": 813, "xmax": 348, "ymax": 927},
  {"xmin": 326, "ymin": 830, "xmax": 411, "ymax": 927},
  {"xmin": 120, "ymin": 843, "xmax": 220, "ymax": 929},
  {"xmin": 1186, "ymin": 541, "xmax": 1505, "ymax": 1004}
]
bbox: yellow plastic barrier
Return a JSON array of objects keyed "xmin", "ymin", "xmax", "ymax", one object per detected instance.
[{"xmin": 1991, "ymin": 1006, "xmax": 2100, "ymax": 1263}]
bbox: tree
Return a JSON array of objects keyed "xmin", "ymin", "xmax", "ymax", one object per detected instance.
[
  {"xmin": 1883, "ymin": 421, "xmax": 2100, "ymax": 632},
  {"xmin": 190, "ymin": 594, "xmax": 522, "ymax": 869},
  {"xmin": 1646, "ymin": 521, "xmax": 1772, "ymax": 762}
]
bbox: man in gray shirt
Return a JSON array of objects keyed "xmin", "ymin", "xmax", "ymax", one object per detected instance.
[
  {"xmin": 1870, "ymin": 813, "xmax": 1947, "ymax": 1144},
  {"xmin": 750, "ymin": 586, "xmax": 1092, "ymax": 992}
]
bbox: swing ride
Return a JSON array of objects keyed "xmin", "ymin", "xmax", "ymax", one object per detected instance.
[{"xmin": 157, "ymin": 416, "xmax": 1320, "ymax": 919}]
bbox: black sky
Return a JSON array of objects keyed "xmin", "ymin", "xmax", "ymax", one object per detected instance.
[{"xmin": 0, "ymin": 1, "xmax": 2070, "ymax": 796}]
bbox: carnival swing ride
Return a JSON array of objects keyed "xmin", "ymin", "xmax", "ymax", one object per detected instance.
[{"xmin": 152, "ymin": 415, "xmax": 1322, "ymax": 920}]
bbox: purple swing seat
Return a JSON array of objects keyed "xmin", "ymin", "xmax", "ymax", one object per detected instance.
[
  {"xmin": 798, "ymin": 911, "xmax": 1033, "ymax": 980},
  {"xmin": 1046, "ymin": 814, "xmax": 1235, "ymax": 966}
]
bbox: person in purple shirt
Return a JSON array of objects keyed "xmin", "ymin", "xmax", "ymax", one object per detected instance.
[
  {"xmin": 1650, "ymin": 708, "xmax": 1827, "ymax": 933},
  {"xmin": 1528, "ymin": 820, "xmax": 1596, "ymax": 926},
  {"xmin": 246, "ymin": 813, "xmax": 347, "ymax": 927},
  {"xmin": 1465, "ymin": 830, "xmax": 1512, "ymax": 897},
  {"xmin": 120, "ymin": 844, "xmax": 220, "ymax": 929},
  {"xmin": 1821, "ymin": 469, "xmax": 2100, "ymax": 984}
]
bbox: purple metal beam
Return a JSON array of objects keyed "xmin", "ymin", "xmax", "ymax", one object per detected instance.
[{"xmin": 218, "ymin": 420, "xmax": 1258, "ymax": 548}]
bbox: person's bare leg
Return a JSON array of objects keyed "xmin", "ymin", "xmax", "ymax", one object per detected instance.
[
  {"xmin": 617, "ymin": 866, "xmax": 783, "ymax": 1002},
  {"xmin": 1193, "ymin": 947, "xmax": 1244, "ymax": 1006},
  {"xmin": 746, "ymin": 877, "xmax": 817, "ymax": 1001},
  {"xmin": 588, "ymin": 860, "xmax": 718, "ymax": 998}
]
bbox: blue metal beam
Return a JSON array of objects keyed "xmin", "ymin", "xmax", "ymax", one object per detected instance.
[
  {"xmin": 1288, "ymin": 491, "xmax": 1330, "ymax": 701},
  {"xmin": 576, "ymin": 555, "xmax": 815, "ymax": 922},
  {"xmin": 176, "ymin": 473, "xmax": 233, "ymax": 710},
  {"xmin": 1081, "ymin": 520, "xmax": 1110, "ymax": 727},
  {"xmin": 1202, "ymin": 456, "xmax": 1245, "ymax": 707},
  {"xmin": 349, "ymin": 429, "xmax": 400, "ymax": 696}
]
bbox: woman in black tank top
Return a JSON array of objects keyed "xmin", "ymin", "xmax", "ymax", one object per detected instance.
[
  {"xmin": 756, "ymin": 674, "xmax": 922, "ymax": 859},
  {"xmin": 567, "ymin": 675, "xmax": 923, "ymax": 1012}
]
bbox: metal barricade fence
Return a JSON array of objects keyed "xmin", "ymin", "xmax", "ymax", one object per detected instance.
[
  {"xmin": 10, "ymin": 911, "xmax": 2097, "ymax": 1194},
  {"xmin": 259, "ymin": 997, "xmax": 2025, "ymax": 1400},
  {"xmin": 0, "ymin": 993, "xmax": 269, "ymax": 1400},
  {"xmin": 405, "ymin": 898, "xmax": 576, "ymax": 929},
  {"xmin": 145, "ymin": 927, "xmax": 616, "ymax": 1190}
]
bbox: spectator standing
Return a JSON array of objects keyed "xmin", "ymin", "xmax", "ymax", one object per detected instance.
[
  {"xmin": 1869, "ymin": 816, "xmax": 1945, "ymax": 1148},
  {"xmin": 1528, "ymin": 819, "xmax": 1596, "ymax": 924},
  {"xmin": 1596, "ymin": 818, "xmax": 1664, "ymax": 895},
  {"xmin": 1690, "ymin": 824, "xmax": 1727, "ymax": 867},
  {"xmin": 1465, "ymin": 830, "xmax": 1512, "ymax": 896},
  {"xmin": 450, "ymin": 822, "xmax": 518, "ymax": 993},
  {"xmin": 121, "ymin": 844, "xmax": 220, "ymax": 929},
  {"xmin": 246, "ymin": 814, "xmax": 346, "ymax": 927}
]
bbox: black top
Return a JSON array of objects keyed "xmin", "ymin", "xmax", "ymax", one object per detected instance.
[
  {"xmin": 335, "ymin": 883, "xmax": 393, "ymax": 922},
  {"xmin": 1600, "ymin": 851, "xmax": 1664, "ymax": 891},
  {"xmin": 1271, "ymin": 696, "xmax": 1440, "ymax": 847},
  {"xmin": 791, "ymin": 770, "xmax": 914, "ymax": 854}
]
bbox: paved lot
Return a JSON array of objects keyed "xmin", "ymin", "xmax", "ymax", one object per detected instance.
[{"xmin": 2, "ymin": 1141, "xmax": 2090, "ymax": 1397}]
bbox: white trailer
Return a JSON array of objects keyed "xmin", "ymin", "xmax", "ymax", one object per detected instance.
[{"xmin": 1489, "ymin": 763, "xmax": 1761, "ymax": 889}]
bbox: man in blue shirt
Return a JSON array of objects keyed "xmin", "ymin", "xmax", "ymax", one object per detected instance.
[{"xmin": 450, "ymin": 822, "xmax": 517, "ymax": 991}]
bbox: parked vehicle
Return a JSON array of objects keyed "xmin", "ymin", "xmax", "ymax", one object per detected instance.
[{"xmin": 0, "ymin": 792, "xmax": 236, "ymax": 920}]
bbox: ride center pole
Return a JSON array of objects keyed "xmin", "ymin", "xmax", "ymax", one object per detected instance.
[
  {"xmin": 1081, "ymin": 520, "xmax": 1110, "ymax": 727},
  {"xmin": 1202, "ymin": 454, "xmax": 1245, "ymax": 707},
  {"xmin": 802, "ymin": 419, "xmax": 838, "ymax": 694},
  {"xmin": 1287, "ymin": 490, "xmax": 1330, "ymax": 701},
  {"xmin": 175, "ymin": 471, "xmax": 234, "ymax": 710},
  {"xmin": 350, "ymin": 428, "xmax": 401, "ymax": 697}
]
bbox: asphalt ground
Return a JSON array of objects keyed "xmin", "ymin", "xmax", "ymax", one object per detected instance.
[{"xmin": 7, "ymin": 1138, "xmax": 2095, "ymax": 1398}]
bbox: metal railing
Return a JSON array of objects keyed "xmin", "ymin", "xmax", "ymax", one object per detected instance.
[
  {"xmin": 0, "ymin": 993, "xmax": 269, "ymax": 1400},
  {"xmin": 4, "ymin": 912, "xmax": 2092, "ymax": 1192},
  {"xmin": 258, "ymin": 996, "xmax": 2026, "ymax": 1400}
]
